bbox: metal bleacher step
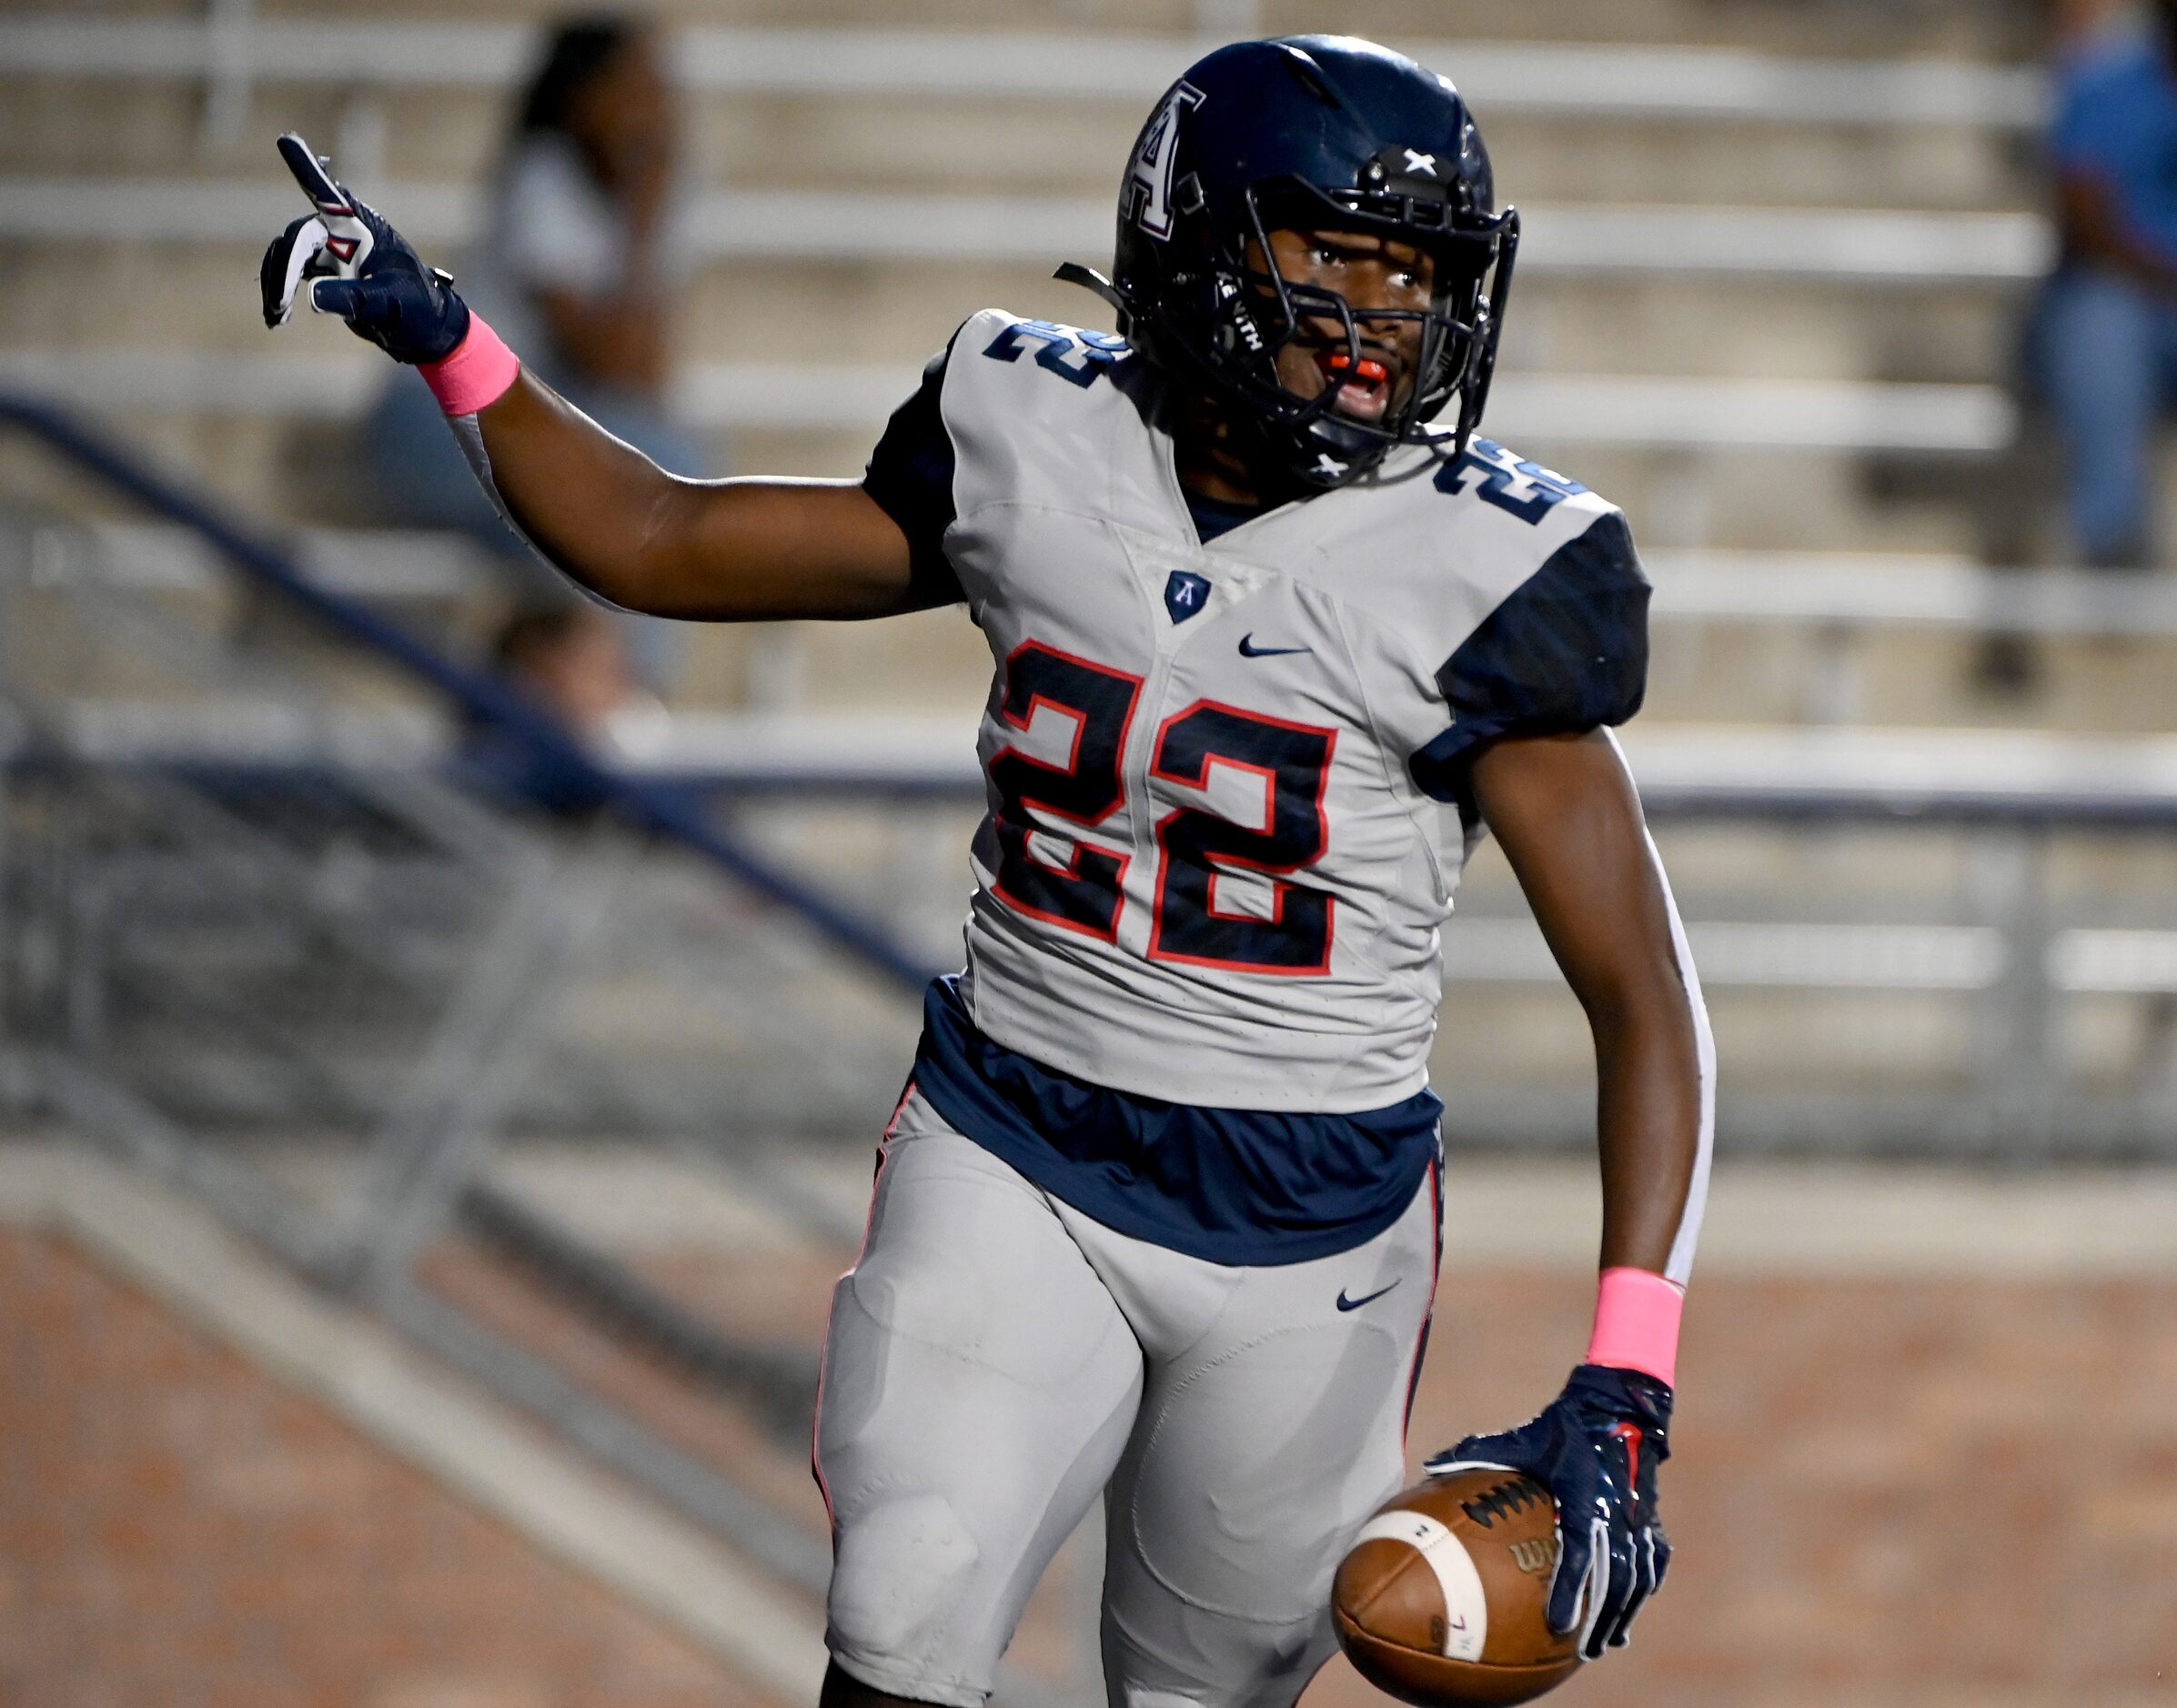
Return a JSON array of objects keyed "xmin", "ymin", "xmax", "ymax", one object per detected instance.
[
  {"xmin": 0, "ymin": 226, "xmax": 2030, "ymax": 407},
  {"xmin": 27, "ymin": 518, "xmax": 502, "ymax": 604},
  {"xmin": 0, "ymin": 21, "xmax": 2045, "ymax": 236},
  {"xmin": 25, "ymin": 512, "xmax": 2177, "ymax": 730},
  {"xmin": 0, "ymin": 16, "xmax": 2045, "ymax": 212},
  {"xmin": 0, "ymin": 345, "xmax": 2016, "ymax": 454},
  {"xmin": 44, "ymin": 519, "xmax": 2177, "ymax": 643},
  {"xmin": 37, "ymin": 698, "xmax": 2177, "ymax": 822},
  {"xmin": 0, "ymin": 176, "xmax": 2054, "ymax": 286},
  {"xmin": 0, "ymin": 16, "xmax": 2043, "ymax": 127}
]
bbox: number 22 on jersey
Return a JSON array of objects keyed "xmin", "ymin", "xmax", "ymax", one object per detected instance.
[{"xmin": 985, "ymin": 641, "xmax": 1337, "ymax": 976}]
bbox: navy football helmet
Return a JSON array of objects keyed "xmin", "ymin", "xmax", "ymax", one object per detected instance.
[{"xmin": 1067, "ymin": 35, "xmax": 1517, "ymax": 489}]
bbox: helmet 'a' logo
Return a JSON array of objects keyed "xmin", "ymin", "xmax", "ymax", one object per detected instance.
[{"xmin": 1124, "ymin": 82, "xmax": 1204, "ymax": 241}]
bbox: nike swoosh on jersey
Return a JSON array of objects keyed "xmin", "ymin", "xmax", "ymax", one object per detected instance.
[
  {"xmin": 1335, "ymin": 1280, "xmax": 1402, "ymax": 1311},
  {"xmin": 1238, "ymin": 633, "xmax": 1312, "ymax": 658}
]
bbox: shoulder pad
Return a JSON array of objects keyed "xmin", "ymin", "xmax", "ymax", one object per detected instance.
[
  {"xmin": 1429, "ymin": 437, "xmax": 1612, "ymax": 531},
  {"xmin": 1406, "ymin": 507, "xmax": 1650, "ymax": 803},
  {"xmin": 962, "ymin": 308, "xmax": 1134, "ymax": 391}
]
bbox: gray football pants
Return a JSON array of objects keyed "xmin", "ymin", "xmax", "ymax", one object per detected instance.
[{"xmin": 814, "ymin": 1089, "xmax": 1442, "ymax": 1708}]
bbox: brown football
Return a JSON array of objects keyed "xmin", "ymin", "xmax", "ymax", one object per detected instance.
[{"xmin": 1332, "ymin": 1469, "xmax": 1580, "ymax": 1707}]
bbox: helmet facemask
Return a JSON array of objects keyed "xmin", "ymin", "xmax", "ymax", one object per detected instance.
[{"xmin": 1183, "ymin": 176, "xmax": 1516, "ymax": 489}]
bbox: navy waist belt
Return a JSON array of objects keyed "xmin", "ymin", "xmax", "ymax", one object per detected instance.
[{"xmin": 908, "ymin": 976, "xmax": 1442, "ymax": 1266}]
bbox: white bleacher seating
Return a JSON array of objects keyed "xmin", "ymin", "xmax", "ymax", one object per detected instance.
[
  {"xmin": 0, "ymin": 347, "xmax": 2014, "ymax": 454},
  {"xmin": 45, "ymin": 524, "xmax": 2177, "ymax": 641},
  {"xmin": 0, "ymin": 19, "xmax": 2048, "ymax": 128},
  {"xmin": 1643, "ymin": 550, "xmax": 2177, "ymax": 636},
  {"xmin": 1621, "ymin": 722, "xmax": 2177, "ymax": 816},
  {"xmin": 55, "ymin": 519, "xmax": 500, "ymax": 604},
  {"xmin": 0, "ymin": 14, "xmax": 2051, "ymax": 527},
  {"xmin": 632, "ymin": 716, "xmax": 2177, "ymax": 826},
  {"xmin": 52, "ymin": 700, "xmax": 2177, "ymax": 821},
  {"xmin": 0, "ymin": 176, "xmax": 2054, "ymax": 285}
]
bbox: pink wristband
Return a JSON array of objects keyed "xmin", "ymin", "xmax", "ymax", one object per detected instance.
[
  {"xmin": 1586, "ymin": 1267, "xmax": 1684, "ymax": 1387},
  {"xmin": 419, "ymin": 314, "xmax": 519, "ymax": 417}
]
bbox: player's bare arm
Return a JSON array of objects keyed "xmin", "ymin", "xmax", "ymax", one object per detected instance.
[
  {"xmin": 1422, "ymin": 729, "xmax": 1708, "ymax": 1667},
  {"xmin": 1467, "ymin": 728, "xmax": 1703, "ymax": 1273},
  {"xmin": 258, "ymin": 133, "xmax": 927, "ymax": 623},
  {"xmin": 470, "ymin": 373, "xmax": 923, "ymax": 620}
]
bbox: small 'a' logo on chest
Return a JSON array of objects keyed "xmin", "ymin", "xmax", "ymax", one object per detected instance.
[{"xmin": 1164, "ymin": 569, "xmax": 1212, "ymax": 625}]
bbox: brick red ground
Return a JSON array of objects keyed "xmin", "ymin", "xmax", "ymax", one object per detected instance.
[
  {"xmin": 9, "ymin": 1221, "xmax": 2176, "ymax": 1707},
  {"xmin": 432, "ymin": 1237, "xmax": 2177, "ymax": 1706},
  {"xmin": 0, "ymin": 1230, "xmax": 781, "ymax": 1708},
  {"xmin": 1316, "ymin": 1269, "xmax": 2177, "ymax": 1708}
]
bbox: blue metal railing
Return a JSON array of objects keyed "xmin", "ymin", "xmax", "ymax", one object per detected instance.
[{"xmin": 0, "ymin": 395, "xmax": 937, "ymax": 992}]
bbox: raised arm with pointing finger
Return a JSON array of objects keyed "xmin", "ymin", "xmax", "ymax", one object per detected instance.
[{"xmin": 260, "ymin": 133, "xmax": 942, "ymax": 623}]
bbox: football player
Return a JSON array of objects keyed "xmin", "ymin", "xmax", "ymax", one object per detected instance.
[{"xmin": 263, "ymin": 34, "xmax": 1712, "ymax": 1708}]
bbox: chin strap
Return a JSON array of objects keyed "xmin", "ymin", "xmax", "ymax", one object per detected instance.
[
  {"xmin": 1058, "ymin": 259, "xmax": 1395, "ymax": 493},
  {"xmin": 1053, "ymin": 262, "xmax": 1131, "ymax": 322}
]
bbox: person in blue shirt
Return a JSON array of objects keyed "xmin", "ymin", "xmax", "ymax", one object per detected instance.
[{"xmin": 2040, "ymin": 0, "xmax": 2177, "ymax": 566}]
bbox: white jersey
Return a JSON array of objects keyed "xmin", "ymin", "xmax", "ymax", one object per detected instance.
[{"xmin": 864, "ymin": 309, "xmax": 1651, "ymax": 1115}]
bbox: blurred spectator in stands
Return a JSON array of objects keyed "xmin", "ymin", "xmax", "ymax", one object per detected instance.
[
  {"xmin": 365, "ymin": 15, "xmax": 700, "ymax": 682},
  {"xmin": 459, "ymin": 603, "xmax": 670, "ymax": 815},
  {"xmin": 2035, "ymin": 0, "xmax": 2177, "ymax": 567}
]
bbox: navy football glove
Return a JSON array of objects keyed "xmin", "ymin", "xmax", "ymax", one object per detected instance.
[
  {"xmin": 260, "ymin": 132, "xmax": 469, "ymax": 365},
  {"xmin": 1425, "ymin": 1363, "xmax": 1672, "ymax": 1661}
]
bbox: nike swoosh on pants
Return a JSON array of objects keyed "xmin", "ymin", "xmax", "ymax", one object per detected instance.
[{"xmin": 1336, "ymin": 1281, "xmax": 1401, "ymax": 1311}]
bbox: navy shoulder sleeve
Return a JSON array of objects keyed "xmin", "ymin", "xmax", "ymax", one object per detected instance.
[
  {"xmin": 862, "ymin": 331, "xmax": 966, "ymax": 608},
  {"xmin": 1408, "ymin": 511, "xmax": 1650, "ymax": 802}
]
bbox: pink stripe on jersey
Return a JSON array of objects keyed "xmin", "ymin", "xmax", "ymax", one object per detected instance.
[
  {"xmin": 419, "ymin": 314, "xmax": 519, "ymax": 417},
  {"xmin": 1586, "ymin": 1266, "xmax": 1685, "ymax": 1387}
]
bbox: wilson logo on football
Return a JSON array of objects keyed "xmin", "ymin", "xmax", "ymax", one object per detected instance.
[{"xmin": 1507, "ymin": 1538, "xmax": 1556, "ymax": 1577}]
